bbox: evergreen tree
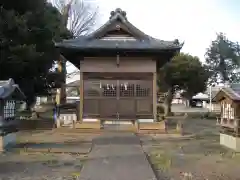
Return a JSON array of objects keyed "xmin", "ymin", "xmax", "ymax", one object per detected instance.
[{"xmin": 205, "ymin": 33, "xmax": 240, "ymax": 84}]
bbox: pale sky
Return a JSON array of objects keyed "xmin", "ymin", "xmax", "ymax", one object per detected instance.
[{"xmin": 67, "ymin": 0, "xmax": 240, "ymax": 74}]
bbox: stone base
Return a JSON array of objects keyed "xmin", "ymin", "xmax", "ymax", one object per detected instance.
[
  {"xmin": 0, "ymin": 133, "xmax": 17, "ymax": 152},
  {"xmin": 138, "ymin": 121, "xmax": 165, "ymax": 130},
  {"xmin": 138, "ymin": 119, "xmax": 154, "ymax": 123},
  {"xmin": 75, "ymin": 120, "xmax": 101, "ymax": 129},
  {"xmin": 220, "ymin": 133, "xmax": 240, "ymax": 151},
  {"xmin": 103, "ymin": 120, "xmax": 132, "ymax": 125}
]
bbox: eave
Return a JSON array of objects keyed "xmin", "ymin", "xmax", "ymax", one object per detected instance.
[
  {"xmin": 55, "ymin": 8, "xmax": 184, "ymax": 69},
  {"xmin": 212, "ymin": 87, "xmax": 240, "ymax": 103},
  {"xmin": 57, "ymin": 47, "xmax": 181, "ymax": 69}
]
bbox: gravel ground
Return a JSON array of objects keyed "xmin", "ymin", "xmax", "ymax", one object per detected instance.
[
  {"xmin": 0, "ymin": 130, "xmax": 98, "ymax": 180},
  {"xmin": 141, "ymin": 118, "xmax": 240, "ymax": 180},
  {"xmin": 0, "ymin": 152, "xmax": 85, "ymax": 180}
]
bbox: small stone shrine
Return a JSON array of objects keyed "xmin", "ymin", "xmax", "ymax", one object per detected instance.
[
  {"xmin": 0, "ymin": 78, "xmax": 25, "ymax": 151},
  {"xmin": 213, "ymin": 84, "xmax": 240, "ymax": 151}
]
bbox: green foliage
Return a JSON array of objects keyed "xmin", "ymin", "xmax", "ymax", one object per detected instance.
[
  {"xmin": 0, "ymin": 1, "xmax": 71, "ymax": 106},
  {"xmin": 156, "ymin": 104, "xmax": 165, "ymax": 121},
  {"xmin": 205, "ymin": 33, "xmax": 240, "ymax": 84},
  {"xmin": 0, "ymin": 0, "xmax": 46, "ymax": 14},
  {"xmin": 158, "ymin": 53, "xmax": 209, "ymax": 115},
  {"xmin": 158, "ymin": 53, "xmax": 209, "ymax": 98},
  {"xmin": 157, "ymin": 105, "xmax": 165, "ymax": 114}
]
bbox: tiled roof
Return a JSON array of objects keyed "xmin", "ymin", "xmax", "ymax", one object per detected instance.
[
  {"xmin": 55, "ymin": 8, "xmax": 183, "ymax": 51},
  {"xmin": 0, "ymin": 79, "xmax": 25, "ymax": 100},
  {"xmin": 66, "ymin": 80, "xmax": 80, "ymax": 87},
  {"xmin": 222, "ymin": 87, "xmax": 240, "ymax": 100},
  {"xmin": 212, "ymin": 84, "xmax": 240, "ymax": 101},
  {"xmin": 57, "ymin": 36, "xmax": 182, "ymax": 51}
]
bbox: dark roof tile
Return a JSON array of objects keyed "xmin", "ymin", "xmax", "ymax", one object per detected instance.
[
  {"xmin": 212, "ymin": 84, "xmax": 240, "ymax": 101},
  {"xmin": 0, "ymin": 79, "xmax": 25, "ymax": 100},
  {"xmin": 56, "ymin": 37, "xmax": 182, "ymax": 50},
  {"xmin": 55, "ymin": 8, "xmax": 183, "ymax": 51}
]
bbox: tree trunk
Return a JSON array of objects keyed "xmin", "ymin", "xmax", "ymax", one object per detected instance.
[
  {"xmin": 60, "ymin": 59, "xmax": 66, "ymax": 104},
  {"xmin": 26, "ymin": 96, "xmax": 36, "ymax": 111},
  {"xmin": 164, "ymin": 88, "xmax": 174, "ymax": 116}
]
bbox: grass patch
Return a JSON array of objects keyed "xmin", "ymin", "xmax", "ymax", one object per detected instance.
[
  {"xmin": 42, "ymin": 159, "xmax": 60, "ymax": 167},
  {"xmin": 142, "ymin": 117, "xmax": 240, "ymax": 179},
  {"xmin": 71, "ymin": 172, "xmax": 81, "ymax": 179},
  {"xmin": 149, "ymin": 150, "xmax": 172, "ymax": 172}
]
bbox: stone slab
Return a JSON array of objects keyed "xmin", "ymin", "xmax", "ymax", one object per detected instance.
[
  {"xmin": 80, "ymin": 132, "xmax": 156, "ymax": 180},
  {"xmin": 220, "ymin": 133, "xmax": 240, "ymax": 151},
  {"xmin": 15, "ymin": 142, "xmax": 92, "ymax": 154}
]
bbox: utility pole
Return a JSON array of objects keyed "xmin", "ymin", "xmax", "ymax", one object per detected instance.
[{"xmin": 209, "ymin": 85, "xmax": 212, "ymax": 112}]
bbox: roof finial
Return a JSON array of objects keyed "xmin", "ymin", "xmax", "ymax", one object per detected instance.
[
  {"xmin": 115, "ymin": 8, "xmax": 122, "ymax": 13},
  {"xmin": 109, "ymin": 8, "xmax": 127, "ymax": 19},
  {"xmin": 173, "ymin": 39, "xmax": 179, "ymax": 45}
]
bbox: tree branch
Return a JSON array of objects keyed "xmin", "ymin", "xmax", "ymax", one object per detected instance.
[{"xmin": 51, "ymin": 0, "xmax": 98, "ymax": 37}]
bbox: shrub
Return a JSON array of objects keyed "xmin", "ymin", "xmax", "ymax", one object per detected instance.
[
  {"xmin": 157, "ymin": 105, "xmax": 165, "ymax": 122},
  {"xmin": 157, "ymin": 105, "xmax": 165, "ymax": 114}
]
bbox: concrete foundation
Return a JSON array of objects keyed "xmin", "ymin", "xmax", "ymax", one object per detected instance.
[
  {"xmin": 138, "ymin": 119, "xmax": 154, "ymax": 123},
  {"xmin": 83, "ymin": 118, "xmax": 99, "ymax": 122},
  {"xmin": 0, "ymin": 132, "xmax": 17, "ymax": 151},
  {"xmin": 138, "ymin": 121, "xmax": 165, "ymax": 130},
  {"xmin": 220, "ymin": 133, "xmax": 240, "ymax": 151}
]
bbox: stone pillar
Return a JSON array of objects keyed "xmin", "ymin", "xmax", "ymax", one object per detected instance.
[
  {"xmin": 55, "ymin": 59, "xmax": 62, "ymax": 106},
  {"xmin": 79, "ymin": 72, "xmax": 84, "ymax": 123},
  {"xmin": 153, "ymin": 72, "xmax": 157, "ymax": 121},
  {"xmin": 176, "ymin": 121, "xmax": 183, "ymax": 135},
  {"xmin": 56, "ymin": 117, "xmax": 61, "ymax": 128},
  {"xmin": 55, "ymin": 59, "xmax": 62, "ymax": 128}
]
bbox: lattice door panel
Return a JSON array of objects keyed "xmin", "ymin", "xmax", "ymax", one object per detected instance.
[
  {"xmin": 136, "ymin": 99, "xmax": 153, "ymax": 118},
  {"xmin": 135, "ymin": 80, "xmax": 152, "ymax": 97},
  {"xmin": 135, "ymin": 80, "xmax": 153, "ymax": 118},
  {"xmin": 119, "ymin": 80, "xmax": 135, "ymax": 97},
  {"xmin": 82, "ymin": 75, "xmax": 153, "ymax": 120},
  {"xmin": 99, "ymin": 99, "xmax": 118, "ymax": 119},
  {"xmin": 118, "ymin": 99, "xmax": 136, "ymax": 119},
  {"xmin": 83, "ymin": 99, "xmax": 99, "ymax": 118},
  {"xmin": 99, "ymin": 80, "xmax": 118, "ymax": 119},
  {"xmin": 101, "ymin": 80, "xmax": 117, "ymax": 97},
  {"xmin": 118, "ymin": 80, "xmax": 136, "ymax": 119},
  {"xmin": 83, "ymin": 80, "xmax": 101, "ymax": 97}
]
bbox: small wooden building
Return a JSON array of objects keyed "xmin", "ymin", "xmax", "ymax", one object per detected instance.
[
  {"xmin": 55, "ymin": 8, "xmax": 183, "ymax": 125},
  {"xmin": 213, "ymin": 84, "xmax": 240, "ymax": 151},
  {"xmin": 0, "ymin": 78, "xmax": 25, "ymax": 150}
]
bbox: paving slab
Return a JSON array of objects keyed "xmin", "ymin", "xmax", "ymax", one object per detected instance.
[
  {"xmin": 14, "ymin": 130, "xmax": 96, "ymax": 154},
  {"xmin": 80, "ymin": 132, "xmax": 156, "ymax": 180},
  {"xmin": 13, "ymin": 141, "xmax": 92, "ymax": 154}
]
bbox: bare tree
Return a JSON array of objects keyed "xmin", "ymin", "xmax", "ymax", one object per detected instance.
[
  {"xmin": 50, "ymin": 0, "xmax": 98, "ymax": 103},
  {"xmin": 51, "ymin": 0, "xmax": 98, "ymax": 36}
]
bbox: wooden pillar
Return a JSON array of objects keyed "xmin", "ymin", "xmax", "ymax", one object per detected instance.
[
  {"xmin": 79, "ymin": 72, "xmax": 84, "ymax": 123},
  {"xmin": 55, "ymin": 60, "xmax": 62, "ymax": 106},
  {"xmin": 153, "ymin": 72, "xmax": 157, "ymax": 121}
]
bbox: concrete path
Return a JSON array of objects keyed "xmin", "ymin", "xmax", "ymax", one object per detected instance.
[{"xmin": 80, "ymin": 132, "xmax": 156, "ymax": 180}]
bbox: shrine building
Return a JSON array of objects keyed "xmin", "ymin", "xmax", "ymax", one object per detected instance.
[{"xmin": 55, "ymin": 8, "xmax": 183, "ymax": 125}]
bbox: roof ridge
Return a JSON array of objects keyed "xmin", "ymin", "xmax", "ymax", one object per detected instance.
[
  {"xmin": 87, "ymin": 8, "xmax": 150, "ymax": 40},
  {"xmin": 226, "ymin": 87, "xmax": 240, "ymax": 98},
  {"xmin": 55, "ymin": 8, "xmax": 184, "ymax": 51}
]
